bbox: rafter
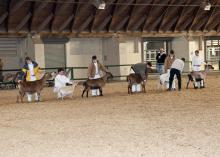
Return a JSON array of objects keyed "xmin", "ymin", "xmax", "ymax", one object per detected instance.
[
  {"xmin": 159, "ymin": 0, "xmax": 178, "ymax": 30},
  {"xmin": 175, "ymin": 0, "xmax": 193, "ymax": 31},
  {"xmin": 78, "ymin": 15, "xmax": 94, "ymax": 32},
  {"xmin": 10, "ymin": 0, "xmax": 26, "ymax": 14},
  {"xmin": 0, "ymin": 12, "xmax": 8, "ymax": 25},
  {"xmin": 161, "ymin": 16, "xmax": 178, "ymax": 31},
  {"xmin": 96, "ymin": 16, "xmax": 112, "ymax": 32},
  {"xmin": 34, "ymin": 2, "xmax": 48, "ymax": 13},
  {"xmin": 38, "ymin": 13, "xmax": 53, "ymax": 32},
  {"xmin": 115, "ymin": 16, "xmax": 129, "ymax": 32},
  {"xmin": 91, "ymin": 0, "xmax": 115, "ymax": 31},
  {"xmin": 130, "ymin": 16, "xmax": 146, "ymax": 31},
  {"xmin": 189, "ymin": 7, "xmax": 202, "ymax": 30},
  {"xmin": 109, "ymin": 0, "xmax": 134, "ymax": 31},
  {"xmin": 58, "ymin": 15, "xmax": 74, "ymax": 32},
  {"xmin": 16, "ymin": 12, "xmax": 32, "ymax": 32}
]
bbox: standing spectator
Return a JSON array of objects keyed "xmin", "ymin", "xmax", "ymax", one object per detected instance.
[
  {"xmin": 168, "ymin": 58, "xmax": 185, "ymax": 91},
  {"xmin": 18, "ymin": 57, "xmax": 40, "ymax": 102},
  {"xmin": 164, "ymin": 50, "xmax": 176, "ymax": 89},
  {"xmin": 192, "ymin": 50, "xmax": 206, "ymax": 88},
  {"xmin": 87, "ymin": 55, "xmax": 108, "ymax": 96},
  {"xmin": 156, "ymin": 48, "xmax": 167, "ymax": 74}
]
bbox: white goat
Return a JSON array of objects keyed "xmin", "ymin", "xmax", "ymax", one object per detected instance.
[
  {"xmin": 158, "ymin": 70, "xmax": 176, "ymax": 90},
  {"xmin": 58, "ymin": 81, "xmax": 78, "ymax": 100}
]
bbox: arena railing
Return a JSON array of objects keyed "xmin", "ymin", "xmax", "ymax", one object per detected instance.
[{"xmin": 0, "ymin": 60, "xmax": 219, "ymax": 81}]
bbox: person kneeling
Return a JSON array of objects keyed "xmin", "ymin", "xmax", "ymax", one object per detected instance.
[
  {"xmin": 54, "ymin": 68, "xmax": 73, "ymax": 99},
  {"xmin": 168, "ymin": 58, "xmax": 185, "ymax": 91}
]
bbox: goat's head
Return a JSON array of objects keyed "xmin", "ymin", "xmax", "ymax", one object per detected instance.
[
  {"xmin": 106, "ymin": 72, "xmax": 113, "ymax": 80},
  {"xmin": 44, "ymin": 72, "xmax": 53, "ymax": 80},
  {"xmin": 205, "ymin": 64, "xmax": 214, "ymax": 71}
]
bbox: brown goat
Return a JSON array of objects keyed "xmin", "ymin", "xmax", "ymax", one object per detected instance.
[
  {"xmin": 81, "ymin": 72, "xmax": 113, "ymax": 98},
  {"xmin": 16, "ymin": 73, "xmax": 52, "ymax": 103},
  {"xmin": 127, "ymin": 73, "xmax": 146, "ymax": 94},
  {"xmin": 127, "ymin": 62, "xmax": 152, "ymax": 94}
]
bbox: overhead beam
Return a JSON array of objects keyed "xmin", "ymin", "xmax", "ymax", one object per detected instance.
[
  {"xmin": 34, "ymin": 2, "xmax": 48, "ymax": 13},
  {"xmin": 10, "ymin": 0, "xmax": 26, "ymax": 14},
  {"xmin": 189, "ymin": 7, "xmax": 202, "ymax": 30},
  {"xmin": 78, "ymin": 15, "xmax": 94, "ymax": 32},
  {"xmin": 16, "ymin": 12, "xmax": 32, "ymax": 32},
  {"xmin": 96, "ymin": 15, "xmax": 112, "ymax": 31},
  {"xmin": 175, "ymin": 0, "xmax": 193, "ymax": 31},
  {"xmin": 160, "ymin": 16, "xmax": 178, "ymax": 31},
  {"xmin": 0, "ymin": 12, "xmax": 8, "ymax": 25},
  {"xmin": 115, "ymin": 16, "xmax": 129, "ymax": 32},
  {"xmin": 58, "ymin": 15, "xmax": 74, "ymax": 32},
  {"xmin": 38, "ymin": 13, "xmax": 53, "ymax": 32},
  {"xmin": 130, "ymin": 16, "xmax": 146, "ymax": 31}
]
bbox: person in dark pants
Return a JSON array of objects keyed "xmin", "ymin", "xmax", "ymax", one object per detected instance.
[
  {"xmin": 168, "ymin": 58, "xmax": 185, "ymax": 91},
  {"xmin": 156, "ymin": 48, "xmax": 167, "ymax": 74}
]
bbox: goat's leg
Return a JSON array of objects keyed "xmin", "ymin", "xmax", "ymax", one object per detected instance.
[
  {"xmin": 99, "ymin": 87, "xmax": 103, "ymax": 96},
  {"xmin": 142, "ymin": 84, "xmax": 146, "ymax": 93},
  {"xmin": 86, "ymin": 89, "xmax": 89, "ymax": 98},
  {"xmin": 81, "ymin": 88, "xmax": 86, "ymax": 98},
  {"xmin": 35, "ymin": 92, "xmax": 40, "ymax": 102}
]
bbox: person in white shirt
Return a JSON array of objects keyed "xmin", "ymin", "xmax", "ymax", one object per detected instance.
[
  {"xmin": 192, "ymin": 50, "xmax": 205, "ymax": 72},
  {"xmin": 54, "ymin": 68, "xmax": 73, "ymax": 99},
  {"xmin": 168, "ymin": 58, "xmax": 185, "ymax": 91},
  {"xmin": 191, "ymin": 50, "xmax": 206, "ymax": 88}
]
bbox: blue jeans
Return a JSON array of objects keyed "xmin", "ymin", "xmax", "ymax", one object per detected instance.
[{"xmin": 157, "ymin": 63, "xmax": 164, "ymax": 74}]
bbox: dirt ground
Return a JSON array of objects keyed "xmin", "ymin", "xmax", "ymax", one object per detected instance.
[{"xmin": 0, "ymin": 75, "xmax": 220, "ymax": 157}]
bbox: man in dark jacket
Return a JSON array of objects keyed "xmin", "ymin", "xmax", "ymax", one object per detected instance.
[{"xmin": 156, "ymin": 48, "xmax": 167, "ymax": 74}]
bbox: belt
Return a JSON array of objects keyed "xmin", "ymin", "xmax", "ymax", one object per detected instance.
[{"xmin": 193, "ymin": 65, "xmax": 201, "ymax": 67}]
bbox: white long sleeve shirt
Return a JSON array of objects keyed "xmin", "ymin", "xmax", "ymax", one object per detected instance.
[
  {"xmin": 171, "ymin": 59, "xmax": 185, "ymax": 72},
  {"xmin": 192, "ymin": 55, "xmax": 205, "ymax": 71},
  {"xmin": 54, "ymin": 74, "xmax": 72, "ymax": 93}
]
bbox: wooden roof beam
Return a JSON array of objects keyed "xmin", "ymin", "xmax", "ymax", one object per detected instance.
[
  {"xmin": 78, "ymin": 15, "xmax": 94, "ymax": 32},
  {"xmin": 130, "ymin": 16, "xmax": 146, "ymax": 31},
  {"xmin": 0, "ymin": 12, "xmax": 8, "ymax": 25},
  {"xmin": 16, "ymin": 12, "xmax": 32, "ymax": 32},
  {"xmin": 58, "ymin": 15, "xmax": 74, "ymax": 32},
  {"xmin": 115, "ymin": 16, "xmax": 129, "ymax": 32},
  {"xmin": 174, "ymin": 0, "xmax": 193, "ymax": 31},
  {"xmin": 10, "ymin": 0, "xmax": 26, "ymax": 14},
  {"xmin": 38, "ymin": 13, "xmax": 53, "ymax": 32},
  {"xmin": 96, "ymin": 15, "xmax": 112, "ymax": 32}
]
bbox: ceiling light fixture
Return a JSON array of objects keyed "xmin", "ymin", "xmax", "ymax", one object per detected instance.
[{"xmin": 93, "ymin": 0, "xmax": 106, "ymax": 9}]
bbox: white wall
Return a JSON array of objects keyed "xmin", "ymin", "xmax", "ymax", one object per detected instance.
[
  {"xmin": 172, "ymin": 37, "xmax": 190, "ymax": 71},
  {"xmin": 118, "ymin": 37, "xmax": 142, "ymax": 76},
  {"xmin": 66, "ymin": 38, "xmax": 103, "ymax": 79}
]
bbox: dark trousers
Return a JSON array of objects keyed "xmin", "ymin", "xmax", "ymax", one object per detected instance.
[{"xmin": 169, "ymin": 68, "xmax": 181, "ymax": 90}]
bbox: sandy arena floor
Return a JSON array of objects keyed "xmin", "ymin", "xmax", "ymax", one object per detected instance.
[{"xmin": 0, "ymin": 75, "xmax": 220, "ymax": 157}]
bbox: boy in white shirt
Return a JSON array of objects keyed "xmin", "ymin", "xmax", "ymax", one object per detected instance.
[
  {"xmin": 168, "ymin": 58, "xmax": 185, "ymax": 91},
  {"xmin": 54, "ymin": 68, "xmax": 73, "ymax": 99}
]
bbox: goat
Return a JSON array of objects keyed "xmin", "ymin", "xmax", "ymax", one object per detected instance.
[
  {"xmin": 58, "ymin": 81, "xmax": 78, "ymax": 100},
  {"xmin": 16, "ymin": 73, "xmax": 52, "ymax": 103},
  {"xmin": 158, "ymin": 70, "xmax": 176, "ymax": 90},
  {"xmin": 127, "ymin": 62, "xmax": 152, "ymax": 94},
  {"xmin": 127, "ymin": 73, "xmax": 146, "ymax": 94},
  {"xmin": 81, "ymin": 72, "xmax": 113, "ymax": 98},
  {"xmin": 186, "ymin": 64, "xmax": 214, "ymax": 89}
]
